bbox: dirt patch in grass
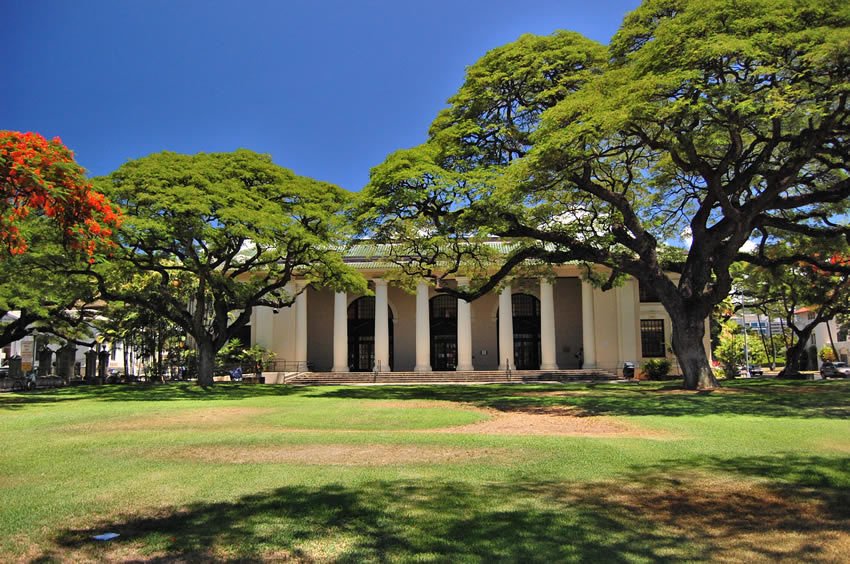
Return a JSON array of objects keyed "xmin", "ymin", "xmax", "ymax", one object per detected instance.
[
  {"xmin": 434, "ymin": 408, "xmax": 672, "ymax": 438},
  {"xmin": 363, "ymin": 399, "xmax": 483, "ymax": 411},
  {"xmin": 69, "ymin": 407, "xmax": 276, "ymax": 432},
  {"xmin": 818, "ymin": 439, "xmax": 850, "ymax": 454},
  {"xmin": 513, "ymin": 390, "xmax": 597, "ymax": 397},
  {"xmin": 158, "ymin": 444, "xmax": 513, "ymax": 466}
]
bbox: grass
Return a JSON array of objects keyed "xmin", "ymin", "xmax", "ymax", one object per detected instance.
[{"xmin": 1, "ymin": 379, "xmax": 849, "ymax": 562}]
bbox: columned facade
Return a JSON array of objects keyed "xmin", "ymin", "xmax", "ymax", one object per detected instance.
[{"xmin": 254, "ymin": 267, "xmax": 694, "ymax": 375}]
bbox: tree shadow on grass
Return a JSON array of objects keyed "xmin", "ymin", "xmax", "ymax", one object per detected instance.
[
  {"xmin": 4, "ymin": 379, "xmax": 849, "ymax": 419},
  {"xmin": 313, "ymin": 379, "xmax": 850, "ymax": 419},
  {"xmin": 634, "ymin": 453, "xmax": 850, "ymax": 517},
  {"xmin": 0, "ymin": 382, "xmax": 311, "ymax": 410},
  {"xmin": 36, "ymin": 454, "xmax": 850, "ymax": 563}
]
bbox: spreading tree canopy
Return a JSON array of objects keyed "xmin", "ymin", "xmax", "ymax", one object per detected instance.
[
  {"xmin": 94, "ymin": 150, "xmax": 366, "ymax": 386},
  {"xmin": 360, "ymin": 0, "xmax": 850, "ymax": 389}
]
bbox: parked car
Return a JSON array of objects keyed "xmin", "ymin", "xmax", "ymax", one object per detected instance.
[
  {"xmin": 820, "ymin": 361, "xmax": 850, "ymax": 378},
  {"xmin": 737, "ymin": 364, "xmax": 763, "ymax": 377},
  {"xmin": 748, "ymin": 364, "xmax": 764, "ymax": 377}
]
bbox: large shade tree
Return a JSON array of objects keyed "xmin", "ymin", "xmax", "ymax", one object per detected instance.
[
  {"xmin": 94, "ymin": 150, "xmax": 366, "ymax": 386},
  {"xmin": 360, "ymin": 0, "xmax": 850, "ymax": 389}
]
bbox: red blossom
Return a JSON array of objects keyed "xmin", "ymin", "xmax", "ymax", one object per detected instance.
[{"xmin": 0, "ymin": 130, "xmax": 122, "ymax": 258}]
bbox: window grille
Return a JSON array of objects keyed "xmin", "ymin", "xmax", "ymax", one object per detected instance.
[{"xmin": 640, "ymin": 319, "xmax": 666, "ymax": 358}]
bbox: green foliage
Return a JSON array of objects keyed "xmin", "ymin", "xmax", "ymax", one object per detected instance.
[
  {"xmin": 734, "ymin": 233, "xmax": 850, "ymax": 374},
  {"xmin": 240, "ymin": 344, "xmax": 276, "ymax": 374},
  {"xmin": 95, "ymin": 150, "xmax": 367, "ymax": 385},
  {"xmin": 820, "ymin": 346, "xmax": 837, "ymax": 363},
  {"xmin": 714, "ymin": 321, "xmax": 746, "ymax": 379},
  {"xmin": 641, "ymin": 358, "xmax": 671, "ymax": 379},
  {"xmin": 0, "ymin": 219, "xmax": 101, "ymax": 348},
  {"xmin": 361, "ymin": 0, "xmax": 850, "ymax": 390},
  {"xmin": 216, "ymin": 338, "xmax": 244, "ymax": 364}
]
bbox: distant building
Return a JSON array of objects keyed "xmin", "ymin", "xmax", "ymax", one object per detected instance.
[
  {"xmin": 794, "ymin": 307, "xmax": 849, "ymax": 365},
  {"xmin": 0, "ymin": 310, "xmax": 126, "ymax": 376}
]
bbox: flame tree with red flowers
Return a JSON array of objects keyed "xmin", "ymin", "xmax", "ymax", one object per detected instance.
[
  {"xmin": 0, "ymin": 132, "xmax": 121, "ymax": 349},
  {"xmin": 0, "ymin": 131, "xmax": 120, "ymax": 259}
]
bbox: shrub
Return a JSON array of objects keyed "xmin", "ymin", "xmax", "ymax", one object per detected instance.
[
  {"xmin": 820, "ymin": 346, "xmax": 837, "ymax": 363},
  {"xmin": 642, "ymin": 358, "xmax": 671, "ymax": 380}
]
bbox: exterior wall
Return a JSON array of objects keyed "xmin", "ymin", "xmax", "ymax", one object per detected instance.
[
  {"xmin": 306, "ymin": 287, "xmax": 335, "ymax": 371},
  {"xmin": 388, "ymin": 285, "xmax": 416, "ymax": 371},
  {"xmin": 801, "ymin": 317, "xmax": 850, "ymax": 366},
  {"xmin": 592, "ymin": 286, "xmax": 621, "ymax": 372},
  {"xmin": 271, "ymin": 300, "xmax": 296, "ymax": 364},
  {"xmin": 471, "ymin": 291, "xmax": 500, "ymax": 370},
  {"xmin": 252, "ymin": 305, "xmax": 275, "ymax": 352},
  {"xmin": 554, "ymin": 277, "xmax": 582, "ymax": 368}
]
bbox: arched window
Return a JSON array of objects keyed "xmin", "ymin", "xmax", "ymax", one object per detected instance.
[
  {"xmin": 430, "ymin": 295, "xmax": 458, "ymax": 370},
  {"xmin": 347, "ymin": 297, "xmax": 393, "ymax": 371}
]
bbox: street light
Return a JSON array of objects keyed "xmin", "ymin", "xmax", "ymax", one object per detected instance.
[{"xmin": 738, "ymin": 292, "xmax": 750, "ymax": 377}]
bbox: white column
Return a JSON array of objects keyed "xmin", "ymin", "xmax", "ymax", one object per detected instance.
[
  {"xmin": 414, "ymin": 282, "xmax": 432, "ymax": 372},
  {"xmin": 581, "ymin": 281, "xmax": 597, "ymax": 368},
  {"xmin": 332, "ymin": 291, "xmax": 348, "ymax": 372},
  {"xmin": 617, "ymin": 280, "xmax": 638, "ymax": 369},
  {"xmin": 456, "ymin": 277, "xmax": 474, "ymax": 371},
  {"xmin": 540, "ymin": 278, "xmax": 559, "ymax": 370},
  {"xmin": 294, "ymin": 283, "xmax": 308, "ymax": 370},
  {"xmin": 374, "ymin": 279, "xmax": 390, "ymax": 372},
  {"xmin": 498, "ymin": 285, "xmax": 514, "ymax": 370}
]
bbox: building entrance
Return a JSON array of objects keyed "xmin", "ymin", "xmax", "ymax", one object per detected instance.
[
  {"xmin": 430, "ymin": 295, "xmax": 458, "ymax": 370},
  {"xmin": 347, "ymin": 297, "xmax": 393, "ymax": 371}
]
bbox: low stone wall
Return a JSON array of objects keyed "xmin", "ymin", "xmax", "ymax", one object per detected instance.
[{"xmin": 261, "ymin": 372, "xmax": 294, "ymax": 384}]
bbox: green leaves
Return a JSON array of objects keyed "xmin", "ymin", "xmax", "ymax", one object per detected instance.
[{"xmin": 94, "ymin": 149, "xmax": 366, "ymax": 383}]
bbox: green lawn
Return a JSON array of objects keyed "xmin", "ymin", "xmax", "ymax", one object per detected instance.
[{"xmin": 1, "ymin": 379, "xmax": 849, "ymax": 562}]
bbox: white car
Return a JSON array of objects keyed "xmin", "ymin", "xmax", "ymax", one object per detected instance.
[{"xmin": 820, "ymin": 361, "xmax": 850, "ymax": 378}]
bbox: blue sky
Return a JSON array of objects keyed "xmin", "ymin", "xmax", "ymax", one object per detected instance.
[{"xmin": 2, "ymin": 0, "xmax": 640, "ymax": 192}]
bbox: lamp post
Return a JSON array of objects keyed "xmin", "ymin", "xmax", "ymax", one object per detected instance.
[{"xmin": 739, "ymin": 293, "xmax": 750, "ymax": 377}]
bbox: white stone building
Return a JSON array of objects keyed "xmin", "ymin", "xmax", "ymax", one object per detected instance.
[
  {"xmin": 794, "ymin": 307, "xmax": 849, "ymax": 366},
  {"xmin": 250, "ymin": 242, "xmax": 710, "ymax": 379}
]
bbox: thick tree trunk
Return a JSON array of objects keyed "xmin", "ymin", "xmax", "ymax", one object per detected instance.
[
  {"xmin": 197, "ymin": 339, "xmax": 216, "ymax": 387},
  {"xmin": 671, "ymin": 313, "xmax": 719, "ymax": 390},
  {"xmin": 780, "ymin": 330, "xmax": 813, "ymax": 376}
]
